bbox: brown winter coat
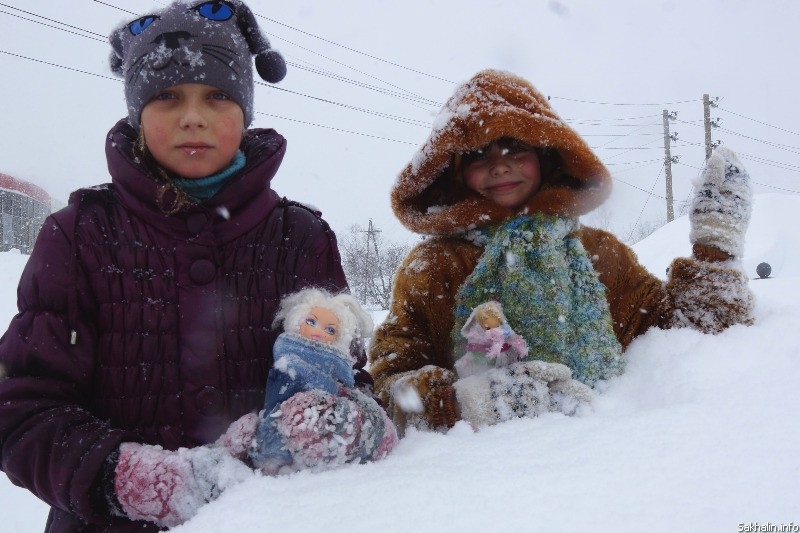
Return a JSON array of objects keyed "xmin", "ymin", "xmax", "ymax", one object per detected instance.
[{"xmin": 369, "ymin": 70, "xmax": 753, "ymax": 431}]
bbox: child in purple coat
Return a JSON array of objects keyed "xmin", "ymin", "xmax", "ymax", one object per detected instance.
[{"xmin": 0, "ymin": 2, "xmax": 391, "ymax": 531}]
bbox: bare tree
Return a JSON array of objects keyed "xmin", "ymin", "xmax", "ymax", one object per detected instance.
[
  {"xmin": 339, "ymin": 220, "xmax": 411, "ymax": 310},
  {"xmin": 624, "ymin": 217, "xmax": 666, "ymax": 245}
]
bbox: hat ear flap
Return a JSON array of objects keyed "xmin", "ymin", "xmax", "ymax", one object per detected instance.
[{"xmin": 235, "ymin": 2, "xmax": 287, "ymax": 83}]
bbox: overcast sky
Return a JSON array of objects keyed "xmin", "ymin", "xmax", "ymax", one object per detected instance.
[{"xmin": 1, "ymin": 0, "xmax": 798, "ymax": 243}]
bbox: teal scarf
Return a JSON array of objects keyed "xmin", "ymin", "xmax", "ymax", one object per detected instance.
[
  {"xmin": 173, "ymin": 150, "xmax": 246, "ymax": 202},
  {"xmin": 453, "ymin": 214, "xmax": 625, "ymax": 385}
]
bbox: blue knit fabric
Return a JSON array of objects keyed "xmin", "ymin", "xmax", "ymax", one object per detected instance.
[
  {"xmin": 173, "ymin": 150, "xmax": 246, "ymax": 202},
  {"xmin": 250, "ymin": 333, "xmax": 355, "ymax": 468},
  {"xmin": 453, "ymin": 214, "xmax": 625, "ymax": 385}
]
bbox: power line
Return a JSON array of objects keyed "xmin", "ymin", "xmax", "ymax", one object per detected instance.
[
  {"xmin": 253, "ymin": 14, "xmax": 456, "ymax": 85},
  {"xmin": 286, "ymin": 61, "xmax": 441, "ymax": 108},
  {"xmin": 0, "ymin": 49, "xmax": 119, "ymax": 82},
  {"xmin": 627, "ymin": 165, "xmax": 665, "ymax": 242},
  {"xmin": 0, "ymin": 5, "xmax": 105, "ymax": 41},
  {"xmin": 256, "ymin": 111, "xmax": 417, "ymax": 145},
  {"xmin": 715, "ymin": 127, "xmax": 800, "ymax": 156},
  {"xmin": 551, "ymin": 96, "xmax": 701, "ymax": 107},
  {"xmin": 89, "ymin": 0, "xmax": 136, "ymax": 16},
  {"xmin": 718, "ymin": 106, "xmax": 800, "ymax": 137},
  {"xmin": 259, "ymin": 82, "xmax": 430, "ymax": 128}
]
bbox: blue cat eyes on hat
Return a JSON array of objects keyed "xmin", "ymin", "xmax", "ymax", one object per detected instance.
[{"xmin": 110, "ymin": 0, "xmax": 287, "ymax": 130}]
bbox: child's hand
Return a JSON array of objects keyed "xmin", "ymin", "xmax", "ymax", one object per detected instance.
[
  {"xmin": 389, "ymin": 365, "xmax": 459, "ymax": 432},
  {"xmin": 269, "ymin": 386, "xmax": 397, "ymax": 472},
  {"xmin": 689, "ymin": 146, "xmax": 752, "ymax": 259},
  {"xmin": 214, "ymin": 412, "xmax": 259, "ymax": 461},
  {"xmin": 454, "ymin": 360, "xmax": 588, "ymax": 427},
  {"xmin": 113, "ymin": 442, "xmax": 253, "ymax": 528}
]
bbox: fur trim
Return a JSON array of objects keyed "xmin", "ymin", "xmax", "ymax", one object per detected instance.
[{"xmin": 392, "ymin": 69, "xmax": 612, "ymax": 236}]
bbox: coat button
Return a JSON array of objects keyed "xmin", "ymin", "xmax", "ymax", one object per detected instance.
[
  {"xmin": 189, "ymin": 259, "xmax": 215, "ymax": 284},
  {"xmin": 186, "ymin": 212, "xmax": 207, "ymax": 234},
  {"xmin": 196, "ymin": 386, "xmax": 224, "ymax": 416}
]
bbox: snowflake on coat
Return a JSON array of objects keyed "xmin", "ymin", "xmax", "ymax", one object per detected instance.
[{"xmin": 454, "ymin": 301, "xmax": 528, "ymax": 378}]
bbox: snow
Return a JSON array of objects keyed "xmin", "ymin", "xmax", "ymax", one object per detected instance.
[{"xmin": 2, "ymin": 194, "xmax": 800, "ymax": 532}]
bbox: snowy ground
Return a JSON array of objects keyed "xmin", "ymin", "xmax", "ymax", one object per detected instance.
[{"xmin": 1, "ymin": 194, "xmax": 798, "ymax": 533}]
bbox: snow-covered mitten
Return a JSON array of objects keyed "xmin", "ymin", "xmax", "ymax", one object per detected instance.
[
  {"xmin": 214, "ymin": 412, "xmax": 259, "ymax": 461},
  {"xmin": 690, "ymin": 146, "xmax": 752, "ymax": 259},
  {"xmin": 454, "ymin": 360, "xmax": 585, "ymax": 427},
  {"xmin": 388, "ymin": 365, "xmax": 459, "ymax": 433},
  {"xmin": 549, "ymin": 377, "xmax": 594, "ymax": 416},
  {"xmin": 114, "ymin": 442, "xmax": 252, "ymax": 528},
  {"xmin": 271, "ymin": 386, "xmax": 397, "ymax": 473},
  {"xmin": 666, "ymin": 256, "xmax": 754, "ymax": 332}
]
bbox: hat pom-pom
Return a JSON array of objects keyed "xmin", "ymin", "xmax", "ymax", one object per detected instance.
[{"xmin": 255, "ymin": 50, "xmax": 287, "ymax": 83}]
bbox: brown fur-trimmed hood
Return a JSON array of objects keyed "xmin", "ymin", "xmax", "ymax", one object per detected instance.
[{"xmin": 391, "ymin": 69, "xmax": 613, "ymax": 236}]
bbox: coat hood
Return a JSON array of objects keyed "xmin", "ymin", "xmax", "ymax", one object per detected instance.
[{"xmin": 391, "ymin": 69, "xmax": 612, "ymax": 236}]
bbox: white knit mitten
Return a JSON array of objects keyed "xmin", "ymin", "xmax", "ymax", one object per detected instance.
[
  {"xmin": 690, "ymin": 146, "xmax": 752, "ymax": 258},
  {"xmin": 454, "ymin": 360, "xmax": 590, "ymax": 427}
]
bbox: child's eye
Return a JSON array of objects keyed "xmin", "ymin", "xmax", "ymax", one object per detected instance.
[
  {"xmin": 209, "ymin": 91, "xmax": 232, "ymax": 101},
  {"xmin": 462, "ymin": 149, "xmax": 487, "ymax": 165},
  {"xmin": 152, "ymin": 91, "xmax": 176, "ymax": 101},
  {"xmin": 128, "ymin": 16, "xmax": 158, "ymax": 35},
  {"xmin": 195, "ymin": 1, "xmax": 235, "ymax": 21}
]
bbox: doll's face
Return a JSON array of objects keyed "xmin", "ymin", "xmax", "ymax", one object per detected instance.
[
  {"xmin": 298, "ymin": 306, "xmax": 340, "ymax": 344},
  {"xmin": 478, "ymin": 314, "xmax": 502, "ymax": 330}
]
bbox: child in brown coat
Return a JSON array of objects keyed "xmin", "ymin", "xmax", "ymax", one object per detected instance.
[{"xmin": 369, "ymin": 69, "xmax": 754, "ymax": 433}]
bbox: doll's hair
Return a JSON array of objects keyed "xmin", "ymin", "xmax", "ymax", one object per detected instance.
[
  {"xmin": 474, "ymin": 303, "xmax": 504, "ymax": 327},
  {"xmin": 273, "ymin": 288, "xmax": 373, "ymax": 352},
  {"xmin": 460, "ymin": 300, "xmax": 508, "ymax": 336}
]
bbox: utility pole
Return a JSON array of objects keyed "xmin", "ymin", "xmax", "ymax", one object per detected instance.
[
  {"xmin": 703, "ymin": 94, "xmax": 720, "ymax": 159},
  {"xmin": 662, "ymin": 110, "xmax": 678, "ymax": 222},
  {"xmin": 361, "ymin": 219, "xmax": 385, "ymax": 303}
]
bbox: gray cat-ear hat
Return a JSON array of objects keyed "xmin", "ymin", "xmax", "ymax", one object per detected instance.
[{"xmin": 109, "ymin": 0, "xmax": 287, "ymax": 130}]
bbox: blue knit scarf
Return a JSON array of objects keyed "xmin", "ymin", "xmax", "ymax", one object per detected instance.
[
  {"xmin": 453, "ymin": 214, "xmax": 625, "ymax": 385},
  {"xmin": 173, "ymin": 150, "xmax": 246, "ymax": 202}
]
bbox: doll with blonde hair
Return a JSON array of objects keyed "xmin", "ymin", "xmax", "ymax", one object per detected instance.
[
  {"xmin": 250, "ymin": 288, "xmax": 397, "ymax": 474},
  {"xmin": 454, "ymin": 301, "xmax": 528, "ymax": 378}
]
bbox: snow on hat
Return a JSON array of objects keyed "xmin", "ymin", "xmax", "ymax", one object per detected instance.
[{"xmin": 109, "ymin": 0, "xmax": 286, "ymax": 130}]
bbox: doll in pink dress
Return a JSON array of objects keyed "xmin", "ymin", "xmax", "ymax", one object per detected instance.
[{"xmin": 454, "ymin": 301, "xmax": 529, "ymax": 378}]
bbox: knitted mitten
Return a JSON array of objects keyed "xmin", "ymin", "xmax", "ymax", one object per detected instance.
[
  {"xmin": 666, "ymin": 256, "xmax": 755, "ymax": 332},
  {"xmin": 388, "ymin": 365, "xmax": 459, "ymax": 433},
  {"xmin": 114, "ymin": 442, "xmax": 252, "ymax": 528},
  {"xmin": 548, "ymin": 377, "xmax": 594, "ymax": 416},
  {"xmin": 214, "ymin": 412, "xmax": 259, "ymax": 461},
  {"xmin": 455, "ymin": 360, "xmax": 591, "ymax": 427},
  {"xmin": 690, "ymin": 146, "xmax": 752, "ymax": 259},
  {"xmin": 268, "ymin": 386, "xmax": 398, "ymax": 474}
]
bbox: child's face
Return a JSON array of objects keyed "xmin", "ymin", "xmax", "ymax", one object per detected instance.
[
  {"xmin": 299, "ymin": 306, "xmax": 340, "ymax": 344},
  {"xmin": 462, "ymin": 140, "xmax": 542, "ymax": 210},
  {"xmin": 140, "ymin": 83, "xmax": 244, "ymax": 178}
]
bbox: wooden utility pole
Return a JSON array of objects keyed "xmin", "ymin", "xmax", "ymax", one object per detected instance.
[
  {"xmin": 662, "ymin": 109, "xmax": 675, "ymax": 222},
  {"xmin": 703, "ymin": 93, "xmax": 713, "ymax": 160}
]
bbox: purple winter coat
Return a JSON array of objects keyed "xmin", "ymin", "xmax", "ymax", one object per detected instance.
[{"xmin": 0, "ymin": 120, "xmax": 360, "ymax": 532}]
